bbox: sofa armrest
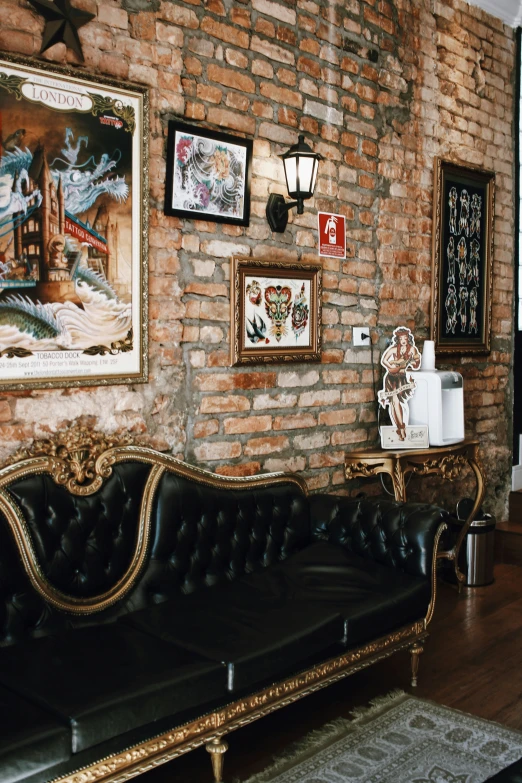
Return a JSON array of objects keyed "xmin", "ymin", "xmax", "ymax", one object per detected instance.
[{"xmin": 309, "ymin": 495, "xmax": 449, "ymax": 580}]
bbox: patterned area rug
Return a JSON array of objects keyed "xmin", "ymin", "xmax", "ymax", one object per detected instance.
[{"xmin": 242, "ymin": 691, "xmax": 522, "ymax": 783}]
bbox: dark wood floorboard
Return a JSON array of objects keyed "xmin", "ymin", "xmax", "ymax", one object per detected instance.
[{"xmin": 139, "ymin": 564, "xmax": 522, "ymax": 783}]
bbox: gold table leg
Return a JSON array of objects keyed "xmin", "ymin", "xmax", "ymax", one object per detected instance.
[
  {"xmin": 206, "ymin": 737, "xmax": 228, "ymax": 783},
  {"xmin": 391, "ymin": 459, "xmax": 407, "ymax": 502}
]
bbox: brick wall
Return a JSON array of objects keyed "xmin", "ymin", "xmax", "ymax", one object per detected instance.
[{"xmin": 0, "ymin": 0, "xmax": 515, "ymax": 518}]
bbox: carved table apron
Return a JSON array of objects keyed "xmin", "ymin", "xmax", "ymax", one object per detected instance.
[{"xmin": 344, "ymin": 439, "xmax": 486, "ymax": 590}]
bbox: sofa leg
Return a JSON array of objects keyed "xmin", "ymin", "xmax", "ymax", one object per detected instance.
[
  {"xmin": 206, "ymin": 737, "xmax": 228, "ymax": 782},
  {"xmin": 410, "ymin": 644, "xmax": 423, "ymax": 687}
]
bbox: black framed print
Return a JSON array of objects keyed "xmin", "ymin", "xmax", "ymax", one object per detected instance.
[
  {"xmin": 431, "ymin": 157, "xmax": 495, "ymax": 354},
  {"xmin": 164, "ymin": 122, "xmax": 252, "ymax": 226}
]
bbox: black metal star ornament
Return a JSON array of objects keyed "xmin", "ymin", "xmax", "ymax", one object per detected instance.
[{"xmin": 27, "ymin": 0, "xmax": 95, "ymax": 61}]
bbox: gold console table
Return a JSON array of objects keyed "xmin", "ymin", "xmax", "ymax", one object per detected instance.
[{"xmin": 344, "ymin": 439, "xmax": 486, "ymax": 589}]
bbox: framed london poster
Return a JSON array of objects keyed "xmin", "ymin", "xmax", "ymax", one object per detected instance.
[
  {"xmin": 165, "ymin": 122, "xmax": 252, "ymax": 226},
  {"xmin": 0, "ymin": 53, "xmax": 148, "ymax": 389},
  {"xmin": 230, "ymin": 257, "xmax": 322, "ymax": 365},
  {"xmin": 431, "ymin": 158, "xmax": 494, "ymax": 354}
]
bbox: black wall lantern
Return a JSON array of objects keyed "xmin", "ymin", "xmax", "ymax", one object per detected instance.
[{"xmin": 266, "ymin": 135, "xmax": 322, "ymax": 233}]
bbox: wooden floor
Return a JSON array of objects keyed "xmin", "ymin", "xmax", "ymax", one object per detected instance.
[{"xmin": 141, "ymin": 564, "xmax": 522, "ymax": 783}]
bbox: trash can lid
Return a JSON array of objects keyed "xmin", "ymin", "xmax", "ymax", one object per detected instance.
[
  {"xmin": 467, "ymin": 515, "xmax": 496, "ymax": 529},
  {"xmin": 456, "ymin": 497, "xmax": 483, "ymax": 520}
]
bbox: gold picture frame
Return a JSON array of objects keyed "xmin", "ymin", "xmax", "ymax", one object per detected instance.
[
  {"xmin": 230, "ymin": 256, "xmax": 322, "ymax": 365},
  {"xmin": 431, "ymin": 157, "xmax": 494, "ymax": 354},
  {"xmin": 0, "ymin": 51, "xmax": 149, "ymax": 389}
]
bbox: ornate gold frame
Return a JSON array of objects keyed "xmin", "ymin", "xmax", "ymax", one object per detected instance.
[
  {"xmin": 431, "ymin": 157, "xmax": 494, "ymax": 354},
  {"xmin": 0, "ymin": 51, "xmax": 149, "ymax": 390},
  {"xmin": 0, "ymin": 429, "xmax": 446, "ymax": 783},
  {"xmin": 230, "ymin": 257, "xmax": 322, "ymax": 365},
  {"xmin": 344, "ymin": 439, "xmax": 485, "ymax": 590},
  {"xmin": 0, "ymin": 428, "xmax": 308, "ymax": 615}
]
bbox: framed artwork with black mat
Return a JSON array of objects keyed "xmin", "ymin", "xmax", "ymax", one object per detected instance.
[
  {"xmin": 164, "ymin": 122, "xmax": 252, "ymax": 227},
  {"xmin": 431, "ymin": 158, "xmax": 495, "ymax": 354}
]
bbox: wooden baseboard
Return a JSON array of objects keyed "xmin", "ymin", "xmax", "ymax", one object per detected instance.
[
  {"xmin": 495, "ymin": 523, "xmax": 522, "ymax": 568},
  {"xmin": 508, "ymin": 491, "xmax": 522, "ymax": 524}
]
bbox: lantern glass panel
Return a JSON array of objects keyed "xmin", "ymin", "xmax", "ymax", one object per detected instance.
[
  {"xmin": 297, "ymin": 157, "xmax": 315, "ymax": 197},
  {"xmin": 284, "ymin": 157, "xmax": 297, "ymax": 195}
]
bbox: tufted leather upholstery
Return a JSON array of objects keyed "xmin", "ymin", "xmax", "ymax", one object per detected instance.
[
  {"xmin": 134, "ymin": 471, "xmax": 310, "ymax": 604},
  {"xmin": 309, "ymin": 495, "xmax": 447, "ymax": 580},
  {"xmin": 0, "ymin": 509, "xmax": 67, "ymax": 647},
  {"xmin": 6, "ymin": 463, "xmax": 152, "ymax": 599}
]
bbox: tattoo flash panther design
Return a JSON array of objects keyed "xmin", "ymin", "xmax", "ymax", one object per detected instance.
[{"xmin": 264, "ymin": 285, "xmax": 292, "ymax": 342}]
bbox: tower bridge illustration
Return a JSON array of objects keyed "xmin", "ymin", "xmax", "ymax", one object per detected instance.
[{"xmin": 0, "ymin": 144, "xmax": 130, "ymax": 304}]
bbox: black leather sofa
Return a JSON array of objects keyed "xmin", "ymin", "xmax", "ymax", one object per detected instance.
[{"xmin": 0, "ymin": 428, "xmax": 450, "ymax": 783}]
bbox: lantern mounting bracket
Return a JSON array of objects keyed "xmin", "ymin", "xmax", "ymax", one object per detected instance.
[{"xmin": 265, "ymin": 194, "xmax": 302, "ymax": 233}]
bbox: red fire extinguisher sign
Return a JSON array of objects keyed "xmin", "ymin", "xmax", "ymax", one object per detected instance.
[{"xmin": 318, "ymin": 212, "xmax": 346, "ymax": 259}]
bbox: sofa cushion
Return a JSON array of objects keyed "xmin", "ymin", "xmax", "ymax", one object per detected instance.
[
  {"xmin": 0, "ymin": 624, "xmax": 225, "ymax": 754},
  {"xmin": 0, "ymin": 684, "xmax": 70, "ymax": 783},
  {"xmin": 122, "ymin": 582, "xmax": 344, "ymax": 692},
  {"xmin": 238, "ymin": 541, "xmax": 431, "ymax": 647}
]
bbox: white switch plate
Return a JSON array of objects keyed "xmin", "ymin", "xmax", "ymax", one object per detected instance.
[{"xmin": 352, "ymin": 327, "xmax": 370, "ymax": 346}]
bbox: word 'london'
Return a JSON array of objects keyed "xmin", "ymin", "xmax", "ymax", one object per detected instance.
[{"xmin": 30, "ymin": 84, "xmax": 83, "ymax": 108}]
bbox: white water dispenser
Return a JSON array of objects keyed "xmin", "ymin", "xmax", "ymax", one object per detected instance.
[{"xmin": 408, "ymin": 369, "xmax": 465, "ymax": 446}]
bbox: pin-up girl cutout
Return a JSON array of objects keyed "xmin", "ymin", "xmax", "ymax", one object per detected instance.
[{"xmin": 378, "ymin": 327, "xmax": 421, "ymax": 441}]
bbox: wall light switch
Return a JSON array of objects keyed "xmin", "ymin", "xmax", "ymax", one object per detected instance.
[{"xmin": 352, "ymin": 327, "xmax": 370, "ymax": 347}]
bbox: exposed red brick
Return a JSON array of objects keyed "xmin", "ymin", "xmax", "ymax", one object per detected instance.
[
  {"xmin": 197, "ymin": 84, "xmax": 223, "ymax": 103},
  {"xmin": 244, "ymin": 435, "xmax": 289, "ymax": 456},
  {"xmin": 255, "ymin": 17, "xmax": 275, "ymax": 37},
  {"xmin": 201, "ymin": 18, "xmax": 250, "ymax": 47},
  {"xmin": 206, "ymin": 107, "xmax": 256, "ymax": 134},
  {"xmin": 193, "ymin": 441, "xmax": 242, "ymax": 461},
  {"xmin": 318, "ymin": 409, "xmax": 357, "ymax": 426},
  {"xmin": 230, "ymin": 8, "xmax": 251, "ymax": 27},
  {"xmin": 224, "ymin": 415, "xmax": 272, "ymax": 434},
  {"xmin": 273, "ymin": 413, "xmax": 317, "ymax": 430},
  {"xmin": 208, "ymin": 63, "xmax": 255, "ymax": 92},
  {"xmin": 215, "ymin": 463, "xmax": 261, "ymax": 476},
  {"xmin": 200, "ymin": 397, "xmax": 250, "ymax": 414},
  {"xmin": 194, "ymin": 419, "xmax": 219, "ymax": 438}
]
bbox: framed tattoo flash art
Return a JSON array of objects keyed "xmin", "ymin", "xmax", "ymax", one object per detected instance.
[
  {"xmin": 231, "ymin": 257, "xmax": 322, "ymax": 366},
  {"xmin": 165, "ymin": 122, "xmax": 252, "ymax": 226},
  {"xmin": 431, "ymin": 157, "xmax": 494, "ymax": 354},
  {"xmin": 0, "ymin": 53, "xmax": 148, "ymax": 390}
]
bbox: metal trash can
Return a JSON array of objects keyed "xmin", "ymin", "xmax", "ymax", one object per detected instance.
[{"xmin": 454, "ymin": 498, "xmax": 496, "ymax": 587}]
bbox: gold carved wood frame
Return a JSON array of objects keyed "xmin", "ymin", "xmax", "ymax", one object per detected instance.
[
  {"xmin": 0, "ymin": 51, "xmax": 149, "ymax": 390},
  {"xmin": 431, "ymin": 157, "xmax": 494, "ymax": 354},
  {"xmin": 231, "ymin": 257, "xmax": 322, "ymax": 365}
]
